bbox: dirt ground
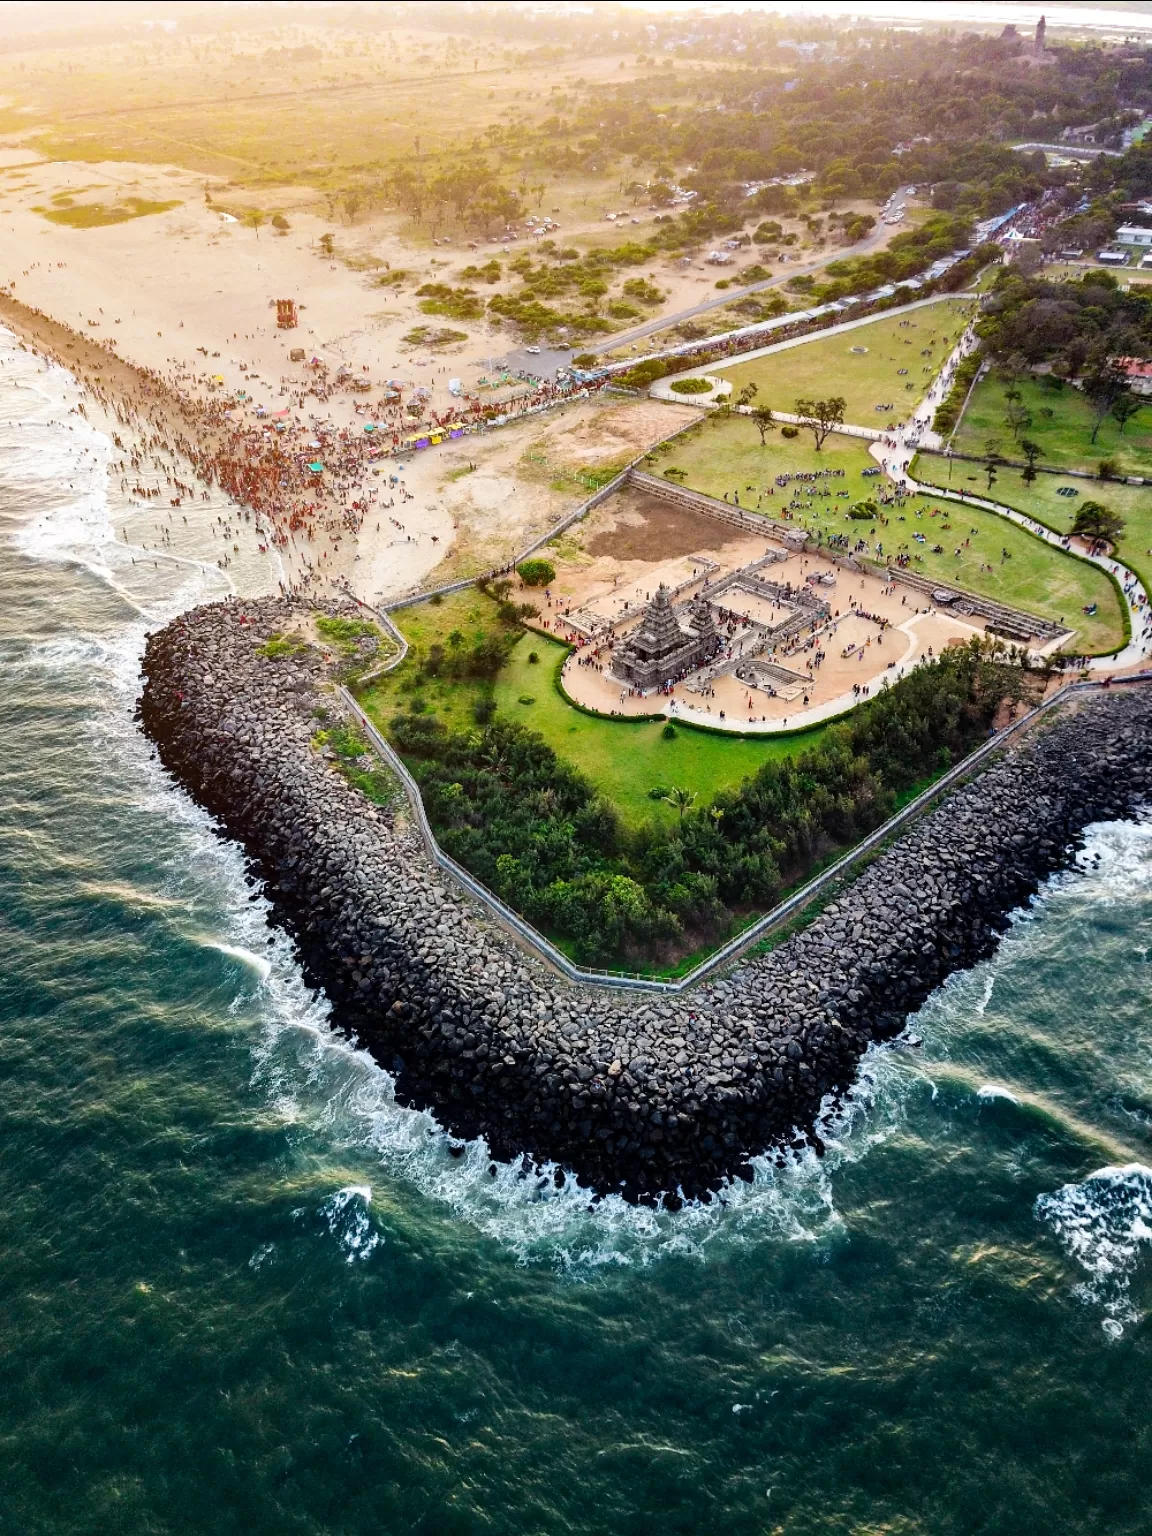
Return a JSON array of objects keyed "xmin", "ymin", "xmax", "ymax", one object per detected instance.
[
  {"xmin": 581, "ymin": 487, "xmax": 740, "ymax": 562},
  {"xmin": 405, "ymin": 396, "xmax": 691, "ymax": 590}
]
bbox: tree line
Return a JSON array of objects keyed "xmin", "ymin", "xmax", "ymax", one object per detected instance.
[{"xmin": 385, "ymin": 641, "xmax": 1031, "ymax": 968}]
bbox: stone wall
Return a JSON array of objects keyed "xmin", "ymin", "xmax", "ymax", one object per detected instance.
[{"xmin": 138, "ymin": 596, "xmax": 1152, "ymax": 1203}]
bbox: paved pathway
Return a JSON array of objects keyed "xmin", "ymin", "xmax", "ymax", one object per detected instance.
[
  {"xmin": 638, "ymin": 322, "xmax": 1152, "ymax": 733},
  {"xmin": 649, "ymin": 292, "xmax": 975, "ymax": 401}
]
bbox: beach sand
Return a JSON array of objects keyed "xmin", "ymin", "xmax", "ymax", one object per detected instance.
[{"xmin": 0, "ymin": 158, "xmax": 694, "ymax": 605}]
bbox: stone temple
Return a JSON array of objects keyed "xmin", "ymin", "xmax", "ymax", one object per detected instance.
[{"xmin": 612, "ymin": 584, "xmax": 720, "ymax": 689}]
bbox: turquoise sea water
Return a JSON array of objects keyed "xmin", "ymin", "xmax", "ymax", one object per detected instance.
[{"xmin": 3, "ymin": 341, "xmax": 1152, "ymax": 1535}]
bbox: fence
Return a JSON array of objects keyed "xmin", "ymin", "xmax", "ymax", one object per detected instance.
[{"xmin": 336, "ymin": 675, "xmax": 1152, "ymax": 995}]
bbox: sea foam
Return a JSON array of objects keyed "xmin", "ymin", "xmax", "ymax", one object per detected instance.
[
  {"xmin": 1036, "ymin": 1164, "xmax": 1152, "ymax": 1337},
  {"xmin": 9, "ymin": 331, "xmax": 1152, "ymax": 1281}
]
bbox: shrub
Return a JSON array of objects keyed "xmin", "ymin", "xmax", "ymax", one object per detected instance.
[
  {"xmin": 416, "ymin": 282, "xmax": 483, "ymax": 320},
  {"xmin": 517, "ymin": 558, "xmax": 556, "ymax": 587},
  {"xmin": 527, "ymin": 651, "xmax": 540, "ymax": 664},
  {"xmin": 669, "ymin": 377, "xmax": 713, "ymax": 395},
  {"xmin": 781, "ymin": 424, "xmax": 799, "ymax": 439},
  {"xmin": 662, "ymin": 722, "xmax": 677, "ymax": 740},
  {"xmin": 617, "ymin": 358, "xmax": 671, "ymax": 389},
  {"xmin": 573, "ymin": 352, "xmax": 598, "ymax": 368}
]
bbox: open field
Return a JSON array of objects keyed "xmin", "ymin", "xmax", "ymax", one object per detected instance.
[
  {"xmin": 714, "ymin": 301, "xmax": 974, "ymax": 426},
  {"xmin": 953, "ymin": 374, "xmax": 1152, "ymax": 478},
  {"xmin": 356, "ymin": 588, "xmax": 823, "ymax": 829},
  {"xmin": 916, "ymin": 449, "xmax": 1152, "ymax": 607},
  {"xmin": 660, "ymin": 415, "xmax": 1125, "ymax": 651}
]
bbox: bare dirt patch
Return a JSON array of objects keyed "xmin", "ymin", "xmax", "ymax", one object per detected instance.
[
  {"xmin": 582, "ymin": 486, "xmax": 736, "ymax": 562},
  {"xmin": 534, "ymin": 398, "xmax": 692, "ymax": 475}
]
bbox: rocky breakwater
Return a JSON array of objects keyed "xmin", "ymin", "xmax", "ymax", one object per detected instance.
[{"xmin": 139, "ymin": 596, "xmax": 1152, "ymax": 1202}]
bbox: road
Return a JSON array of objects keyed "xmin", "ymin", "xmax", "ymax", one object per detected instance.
[{"xmin": 593, "ymin": 190, "xmax": 915, "ymax": 355}]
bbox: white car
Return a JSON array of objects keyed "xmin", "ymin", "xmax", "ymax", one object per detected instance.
[{"xmin": 525, "ymin": 345, "xmax": 541, "ymax": 355}]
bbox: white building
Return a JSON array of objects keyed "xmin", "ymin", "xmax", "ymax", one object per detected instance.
[{"xmin": 1117, "ymin": 224, "xmax": 1152, "ymax": 247}]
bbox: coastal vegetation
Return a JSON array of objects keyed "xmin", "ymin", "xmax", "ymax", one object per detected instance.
[
  {"xmin": 355, "ymin": 588, "xmax": 811, "ymax": 831},
  {"xmin": 376, "ymin": 639, "xmax": 1034, "ymax": 969},
  {"xmin": 354, "ymin": 588, "xmax": 1040, "ymax": 970}
]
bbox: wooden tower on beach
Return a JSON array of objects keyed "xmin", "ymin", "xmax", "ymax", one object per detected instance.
[{"xmin": 276, "ymin": 299, "xmax": 298, "ymax": 329}]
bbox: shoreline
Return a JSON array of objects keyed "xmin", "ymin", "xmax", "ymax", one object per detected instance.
[{"xmin": 139, "ymin": 593, "xmax": 1152, "ymax": 1200}]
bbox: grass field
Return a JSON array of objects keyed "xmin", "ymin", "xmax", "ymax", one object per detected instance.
[
  {"xmin": 662, "ymin": 415, "xmax": 1125, "ymax": 651},
  {"xmin": 916, "ymin": 448, "xmax": 1152, "ymax": 612},
  {"xmin": 714, "ymin": 300, "xmax": 974, "ymax": 426},
  {"xmin": 953, "ymin": 374, "xmax": 1152, "ymax": 478},
  {"xmin": 355, "ymin": 588, "xmax": 826, "ymax": 830},
  {"xmin": 35, "ymin": 197, "xmax": 181, "ymax": 228}
]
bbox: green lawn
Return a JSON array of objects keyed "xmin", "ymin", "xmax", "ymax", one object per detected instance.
[
  {"xmin": 356, "ymin": 587, "xmax": 827, "ymax": 830},
  {"xmin": 494, "ymin": 635, "xmax": 825, "ymax": 829},
  {"xmin": 917, "ymin": 449, "xmax": 1152, "ymax": 615},
  {"xmin": 952, "ymin": 374, "xmax": 1152, "ymax": 479},
  {"xmin": 663, "ymin": 415, "xmax": 1124, "ymax": 652},
  {"xmin": 714, "ymin": 299, "xmax": 975, "ymax": 426},
  {"xmin": 358, "ymin": 588, "xmax": 498, "ymax": 727},
  {"xmin": 36, "ymin": 197, "xmax": 181, "ymax": 228}
]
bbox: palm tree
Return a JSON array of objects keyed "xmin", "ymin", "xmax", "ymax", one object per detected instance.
[{"xmin": 662, "ymin": 786, "xmax": 697, "ymax": 826}]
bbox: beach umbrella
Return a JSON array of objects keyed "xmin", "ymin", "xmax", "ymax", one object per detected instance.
[{"xmin": 307, "ymin": 461, "xmax": 324, "ymax": 473}]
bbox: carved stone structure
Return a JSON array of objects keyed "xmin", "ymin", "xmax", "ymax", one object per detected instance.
[{"xmin": 612, "ymin": 584, "xmax": 719, "ymax": 689}]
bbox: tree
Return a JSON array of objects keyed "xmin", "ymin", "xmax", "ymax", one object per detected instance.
[
  {"xmin": 1004, "ymin": 402, "xmax": 1031, "ymax": 441},
  {"xmin": 517, "ymin": 559, "xmax": 555, "ymax": 587},
  {"xmin": 387, "ymin": 165, "xmax": 427, "ymax": 224},
  {"xmin": 736, "ymin": 381, "xmax": 758, "ymax": 408},
  {"xmin": 750, "ymin": 404, "xmax": 776, "ymax": 445},
  {"xmin": 319, "ymin": 232, "xmax": 335, "ymax": 257},
  {"xmin": 794, "ymin": 396, "xmax": 846, "ymax": 452},
  {"xmin": 1111, "ymin": 391, "xmax": 1142, "ymax": 435},
  {"xmin": 246, "ymin": 210, "xmax": 265, "ymax": 240},
  {"xmin": 661, "ymin": 786, "xmax": 697, "ymax": 826},
  {"xmin": 1072, "ymin": 500, "xmax": 1125, "ymax": 544},
  {"xmin": 1019, "ymin": 437, "xmax": 1044, "ymax": 485},
  {"xmin": 983, "ymin": 444, "xmax": 1002, "ymax": 493},
  {"xmin": 1082, "ymin": 356, "xmax": 1128, "ymax": 443}
]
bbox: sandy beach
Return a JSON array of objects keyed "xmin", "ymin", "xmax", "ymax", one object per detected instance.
[{"xmin": 0, "ymin": 163, "xmax": 695, "ymax": 606}]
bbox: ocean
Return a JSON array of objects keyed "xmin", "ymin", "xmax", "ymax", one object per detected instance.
[{"xmin": 2, "ymin": 335, "xmax": 1152, "ymax": 1535}]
